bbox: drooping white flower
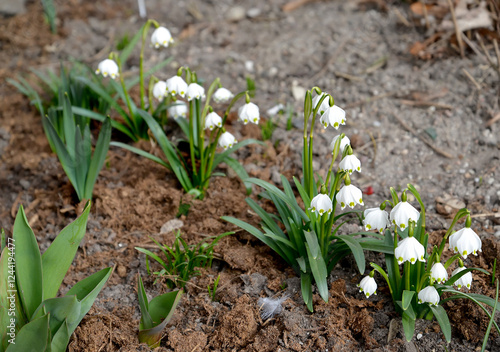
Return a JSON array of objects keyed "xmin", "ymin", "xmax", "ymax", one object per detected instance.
[
  {"xmin": 205, "ymin": 112, "xmax": 222, "ymax": 130},
  {"xmin": 418, "ymin": 286, "xmax": 440, "ymax": 306},
  {"xmin": 451, "ymin": 266, "xmax": 473, "ymax": 290},
  {"xmin": 309, "ymin": 194, "xmax": 333, "ymax": 217},
  {"xmin": 448, "ymin": 227, "xmax": 482, "ymax": 259},
  {"xmin": 339, "ymin": 154, "xmax": 361, "ymax": 174},
  {"xmin": 330, "ymin": 134, "xmax": 350, "ymax": 155},
  {"xmin": 363, "ymin": 207, "xmax": 390, "ymax": 233},
  {"xmin": 320, "ymin": 105, "xmax": 346, "ymax": 129},
  {"xmin": 152, "ymin": 81, "xmax": 168, "ymax": 101},
  {"xmin": 238, "ymin": 102, "xmax": 260, "ymax": 125},
  {"xmin": 218, "ymin": 131, "xmax": 237, "ymax": 150},
  {"xmin": 186, "ymin": 83, "xmax": 206, "ymax": 101},
  {"xmin": 213, "ymin": 87, "xmax": 234, "ymax": 103},
  {"xmin": 168, "ymin": 101, "xmax": 187, "ymax": 119},
  {"xmin": 430, "ymin": 263, "xmax": 448, "ymax": 284},
  {"xmin": 336, "ymin": 184, "xmax": 363, "ymax": 210},
  {"xmin": 95, "ymin": 59, "xmax": 119, "ymax": 79},
  {"xmin": 357, "ymin": 276, "xmax": 377, "ymax": 298},
  {"xmin": 395, "ymin": 236, "xmax": 425, "ymax": 265},
  {"xmin": 166, "ymin": 76, "xmax": 188, "ymax": 97},
  {"xmin": 151, "ymin": 26, "xmax": 174, "ymax": 49},
  {"xmin": 312, "ymin": 93, "xmax": 330, "ymax": 115},
  {"xmin": 390, "ymin": 201, "xmax": 420, "ymax": 230}
]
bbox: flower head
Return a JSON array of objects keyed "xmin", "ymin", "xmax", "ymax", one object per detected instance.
[
  {"xmin": 451, "ymin": 266, "xmax": 473, "ymax": 290},
  {"xmin": 95, "ymin": 59, "xmax": 119, "ymax": 79},
  {"xmin": 186, "ymin": 83, "xmax": 205, "ymax": 101},
  {"xmin": 218, "ymin": 131, "xmax": 237, "ymax": 150},
  {"xmin": 418, "ymin": 286, "xmax": 440, "ymax": 306},
  {"xmin": 312, "ymin": 93, "xmax": 330, "ymax": 115},
  {"xmin": 395, "ymin": 236, "xmax": 425, "ymax": 265},
  {"xmin": 336, "ymin": 184, "xmax": 363, "ymax": 210},
  {"xmin": 390, "ymin": 201, "xmax": 420, "ymax": 230},
  {"xmin": 449, "ymin": 227, "xmax": 482, "ymax": 259},
  {"xmin": 309, "ymin": 194, "xmax": 333, "ymax": 217},
  {"xmin": 358, "ymin": 276, "xmax": 377, "ymax": 298},
  {"xmin": 320, "ymin": 105, "xmax": 346, "ymax": 129},
  {"xmin": 205, "ymin": 111, "xmax": 222, "ymax": 130},
  {"xmin": 151, "ymin": 26, "xmax": 173, "ymax": 48},
  {"xmin": 152, "ymin": 81, "xmax": 167, "ymax": 101},
  {"xmin": 213, "ymin": 87, "xmax": 234, "ymax": 103},
  {"xmin": 363, "ymin": 207, "xmax": 390, "ymax": 233},
  {"xmin": 330, "ymin": 134, "xmax": 350, "ymax": 155},
  {"xmin": 339, "ymin": 154, "xmax": 361, "ymax": 174},
  {"xmin": 430, "ymin": 263, "xmax": 448, "ymax": 284},
  {"xmin": 166, "ymin": 76, "xmax": 188, "ymax": 97},
  {"xmin": 238, "ymin": 102, "xmax": 260, "ymax": 125},
  {"xmin": 168, "ymin": 101, "xmax": 187, "ymax": 119}
]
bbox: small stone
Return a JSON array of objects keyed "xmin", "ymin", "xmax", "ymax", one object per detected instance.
[
  {"xmin": 117, "ymin": 265, "xmax": 127, "ymax": 278},
  {"xmin": 291, "ymin": 82, "xmax": 306, "ymax": 102},
  {"xmin": 245, "ymin": 60, "xmax": 254, "ymax": 72},
  {"xmin": 160, "ymin": 219, "xmax": 184, "ymax": 234},
  {"xmin": 226, "ymin": 6, "xmax": 246, "ymax": 22},
  {"xmin": 19, "ymin": 179, "xmax": 30, "ymax": 190},
  {"xmin": 268, "ymin": 66, "xmax": 278, "ymax": 77},
  {"xmin": 0, "ymin": 0, "xmax": 26, "ymax": 15},
  {"xmin": 247, "ymin": 7, "xmax": 261, "ymax": 18},
  {"xmin": 416, "ymin": 333, "xmax": 423, "ymax": 340}
]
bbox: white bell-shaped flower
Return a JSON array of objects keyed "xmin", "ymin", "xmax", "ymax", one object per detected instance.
[
  {"xmin": 449, "ymin": 227, "xmax": 482, "ymax": 259},
  {"xmin": 213, "ymin": 87, "xmax": 234, "ymax": 103},
  {"xmin": 152, "ymin": 81, "xmax": 167, "ymax": 101},
  {"xmin": 186, "ymin": 83, "xmax": 205, "ymax": 101},
  {"xmin": 357, "ymin": 276, "xmax": 377, "ymax": 298},
  {"xmin": 395, "ymin": 236, "xmax": 425, "ymax": 265},
  {"xmin": 312, "ymin": 93, "xmax": 330, "ymax": 115},
  {"xmin": 451, "ymin": 267, "xmax": 473, "ymax": 290},
  {"xmin": 339, "ymin": 154, "xmax": 361, "ymax": 174},
  {"xmin": 417, "ymin": 286, "xmax": 440, "ymax": 306},
  {"xmin": 95, "ymin": 59, "xmax": 119, "ymax": 79},
  {"xmin": 430, "ymin": 263, "xmax": 448, "ymax": 284},
  {"xmin": 390, "ymin": 201, "xmax": 420, "ymax": 230},
  {"xmin": 238, "ymin": 102, "xmax": 260, "ymax": 125},
  {"xmin": 205, "ymin": 112, "xmax": 222, "ymax": 130},
  {"xmin": 151, "ymin": 26, "xmax": 174, "ymax": 49},
  {"xmin": 320, "ymin": 105, "xmax": 346, "ymax": 129},
  {"xmin": 166, "ymin": 76, "xmax": 188, "ymax": 97},
  {"xmin": 363, "ymin": 207, "xmax": 390, "ymax": 233},
  {"xmin": 309, "ymin": 194, "xmax": 333, "ymax": 217},
  {"xmin": 336, "ymin": 184, "xmax": 363, "ymax": 210},
  {"xmin": 168, "ymin": 101, "xmax": 187, "ymax": 119},
  {"xmin": 330, "ymin": 134, "xmax": 350, "ymax": 155},
  {"xmin": 218, "ymin": 131, "xmax": 237, "ymax": 150}
]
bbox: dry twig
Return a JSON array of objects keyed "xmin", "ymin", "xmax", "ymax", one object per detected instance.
[{"xmin": 446, "ymin": 0, "xmax": 465, "ymax": 57}]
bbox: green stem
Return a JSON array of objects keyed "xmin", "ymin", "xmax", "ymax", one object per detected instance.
[
  {"xmin": 188, "ymin": 100, "xmax": 197, "ymax": 177},
  {"xmin": 405, "ymin": 262, "xmax": 410, "ymax": 291},
  {"xmin": 116, "ymin": 59, "xmax": 137, "ymax": 132}
]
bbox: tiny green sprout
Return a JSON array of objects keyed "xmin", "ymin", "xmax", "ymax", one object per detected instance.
[{"xmin": 207, "ymin": 274, "xmax": 221, "ymax": 302}]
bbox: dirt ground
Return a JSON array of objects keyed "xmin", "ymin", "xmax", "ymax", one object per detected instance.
[{"xmin": 1, "ymin": 0, "xmax": 500, "ymax": 351}]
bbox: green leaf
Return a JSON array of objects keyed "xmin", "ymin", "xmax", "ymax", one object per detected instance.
[
  {"xmin": 70, "ymin": 107, "xmax": 135, "ymax": 140},
  {"xmin": 62, "ymin": 93, "xmax": 76, "ymax": 159},
  {"xmin": 482, "ymin": 279, "xmax": 499, "ymax": 352},
  {"xmin": 223, "ymin": 157, "xmax": 252, "ymax": 194},
  {"xmin": 125, "ymin": 57, "xmax": 174, "ymax": 89},
  {"xmin": 429, "ymin": 305, "xmax": 451, "ymax": 343},
  {"xmin": 13, "ymin": 206, "xmax": 43, "ymax": 320},
  {"xmin": 51, "ymin": 319, "xmax": 71, "ymax": 352},
  {"xmin": 301, "ymin": 273, "xmax": 313, "ymax": 312},
  {"xmin": 401, "ymin": 311, "xmax": 415, "ymax": 342},
  {"xmin": 42, "ymin": 202, "xmax": 91, "ymax": 299},
  {"xmin": 402, "ymin": 290, "xmax": 415, "ymax": 311},
  {"xmin": 110, "ymin": 142, "xmax": 170, "ymax": 169},
  {"xmin": 334, "ymin": 234, "xmax": 365, "ymax": 274},
  {"xmin": 118, "ymin": 24, "xmax": 144, "ymax": 64},
  {"xmin": 73, "ymin": 126, "xmax": 87, "ymax": 197},
  {"xmin": 32, "ymin": 295, "xmax": 81, "ymax": 336},
  {"xmin": 304, "ymin": 231, "xmax": 328, "ymax": 302},
  {"xmin": 212, "ymin": 139, "xmax": 264, "ymax": 171},
  {"xmin": 6, "ymin": 314, "xmax": 49, "ymax": 352},
  {"xmin": 138, "ymin": 276, "xmax": 153, "ymax": 330},
  {"xmin": 84, "ymin": 117, "xmax": 111, "ymax": 199}
]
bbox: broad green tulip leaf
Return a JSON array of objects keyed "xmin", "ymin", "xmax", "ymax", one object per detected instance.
[
  {"xmin": 6, "ymin": 314, "xmax": 49, "ymax": 352},
  {"xmin": 51, "ymin": 319, "xmax": 70, "ymax": 352}
]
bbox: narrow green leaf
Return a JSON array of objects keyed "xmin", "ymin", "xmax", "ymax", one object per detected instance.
[
  {"xmin": 118, "ymin": 24, "xmax": 144, "ymax": 64},
  {"xmin": 304, "ymin": 231, "xmax": 329, "ymax": 302},
  {"xmin": 301, "ymin": 273, "xmax": 313, "ymax": 312},
  {"xmin": 223, "ymin": 157, "xmax": 251, "ymax": 194},
  {"xmin": 481, "ymin": 279, "xmax": 499, "ymax": 352},
  {"xmin": 70, "ymin": 107, "xmax": 135, "ymax": 140},
  {"xmin": 110, "ymin": 142, "xmax": 170, "ymax": 169},
  {"xmin": 73, "ymin": 126, "xmax": 86, "ymax": 197},
  {"xmin": 402, "ymin": 290, "xmax": 414, "ymax": 310},
  {"xmin": 430, "ymin": 305, "xmax": 451, "ymax": 343},
  {"xmin": 62, "ymin": 93, "xmax": 76, "ymax": 159},
  {"xmin": 125, "ymin": 57, "xmax": 173, "ymax": 89},
  {"xmin": 335, "ymin": 234, "xmax": 365, "ymax": 274},
  {"xmin": 138, "ymin": 276, "xmax": 153, "ymax": 330},
  {"xmin": 84, "ymin": 117, "xmax": 111, "ymax": 199}
]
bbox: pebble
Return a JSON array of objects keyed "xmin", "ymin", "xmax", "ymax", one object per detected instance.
[
  {"xmin": 0, "ymin": 0, "xmax": 26, "ymax": 15},
  {"xmin": 226, "ymin": 6, "xmax": 246, "ymax": 22},
  {"xmin": 245, "ymin": 60, "xmax": 255, "ymax": 72},
  {"xmin": 160, "ymin": 219, "xmax": 184, "ymax": 234},
  {"xmin": 19, "ymin": 179, "xmax": 30, "ymax": 190},
  {"xmin": 247, "ymin": 7, "xmax": 261, "ymax": 18}
]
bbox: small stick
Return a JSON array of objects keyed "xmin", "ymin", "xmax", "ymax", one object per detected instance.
[
  {"xmin": 461, "ymin": 68, "xmax": 482, "ymax": 90},
  {"xmin": 333, "ymin": 71, "xmax": 363, "ymax": 82},
  {"xmin": 446, "ymin": 0, "xmax": 465, "ymax": 58},
  {"xmin": 485, "ymin": 112, "xmax": 500, "ymax": 127},
  {"xmin": 344, "ymin": 91, "xmax": 398, "ymax": 109},
  {"xmin": 392, "ymin": 7, "xmax": 411, "ymax": 27},
  {"xmin": 421, "ymin": 0, "xmax": 430, "ymax": 29},
  {"xmin": 399, "ymin": 99, "xmax": 453, "ymax": 110}
]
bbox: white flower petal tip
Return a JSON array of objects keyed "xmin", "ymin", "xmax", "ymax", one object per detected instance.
[
  {"xmin": 168, "ymin": 101, "xmax": 188, "ymax": 119},
  {"xmin": 418, "ymin": 286, "xmax": 440, "ymax": 306},
  {"xmin": 205, "ymin": 112, "xmax": 223, "ymax": 131},
  {"xmin": 186, "ymin": 83, "xmax": 206, "ymax": 101},
  {"xmin": 451, "ymin": 267, "xmax": 473, "ymax": 290},
  {"xmin": 395, "ymin": 236, "xmax": 426, "ymax": 265},
  {"xmin": 166, "ymin": 76, "xmax": 188, "ymax": 98},
  {"xmin": 218, "ymin": 131, "xmax": 237, "ymax": 150},
  {"xmin": 151, "ymin": 26, "xmax": 174, "ymax": 48},
  {"xmin": 330, "ymin": 135, "xmax": 351, "ymax": 154},
  {"xmin": 213, "ymin": 87, "xmax": 234, "ymax": 103},
  {"xmin": 363, "ymin": 208, "xmax": 390, "ymax": 233},
  {"xmin": 430, "ymin": 263, "xmax": 448, "ymax": 284},
  {"xmin": 390, "ymin": 201, "xmax": 420, "ymax": 230},
  {"xmin": 312, "ymin": 93, "xmax": 330, "ymax": 115},
  {"xmin": 449, "ymin": 227, "xmax": 482, "ymax": 259},
  {"xmin": 357, "ymin": 276, "xmax": 377, "ymax": 298},
  {"xmin": 152, "ymin": 81, "xmax": 168, "ymax": 101},
  {"xmin": 336, "ymin": 184, "xmax": 363, "ymax": 210},
  {"xmin": 309, "ymin": 194, "xmax": 333, "ymax": 217},
  {"xmin": 238, "ymin": 102, "xmax": 260, "ymax": 125},
  {"xmin": 339, "ymin": 154, "xmax": 361, "ymax": 174},
  {"xmin": 320, "ymin": 105, "xmax": 346, "ymax": 130},
  {"xmin": 96, "ymin": 59, "xmax": 119, "ymax": 79}
]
